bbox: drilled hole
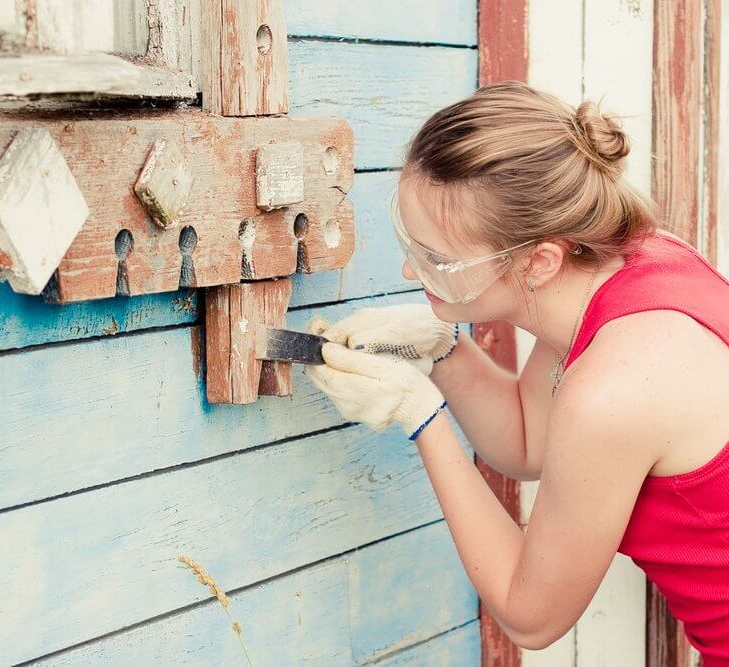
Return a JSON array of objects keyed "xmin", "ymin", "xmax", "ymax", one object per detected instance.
[
  {"xmin": 294, "ymin": 213, "xmax": 308, "ymax": 239},
  {"xmin": 322, "ymin": 146, "xmax": 339, "ymax": 175},
  {"xmin": 257, "ymin": 24, "xmax": 273, "ymax": 55},
  {"xmin": 115, "ymin": 229, "xmax": 133, "ymax": 260}
]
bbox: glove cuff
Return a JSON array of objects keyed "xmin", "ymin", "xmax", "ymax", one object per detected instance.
[
  {"xmin": 434, "ymin": 323, "xmax": 459, "ymax": 364},
  {"xmin": 408, "ymin": 400, "xmax": 447, "ymax": 440}
]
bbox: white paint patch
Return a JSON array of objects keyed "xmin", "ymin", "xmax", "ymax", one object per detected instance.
[
  {"xmin": 238, "ymin": 317, "xmax": 248, "ymax": 335},
  {"xmin": 322, "ymin": 146, "xmax": 339, "ymax": 175},
  {"xmin": 324, "ymin": 219, "xmax": 341, "ymax": 248}
]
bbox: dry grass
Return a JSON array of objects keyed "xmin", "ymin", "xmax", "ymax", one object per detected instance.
[{"xmin": 178, "ymin": 555, "xmax": 253, "ymax": 666}]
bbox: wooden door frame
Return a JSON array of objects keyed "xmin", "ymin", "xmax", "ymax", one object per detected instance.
[
  {"xmin": 649, "ymin": 0, "xmax": 721, "ymax": 664},
  {"xmin": 476, "ymin": 0, "xmax": 722, "ymax": 664},
  {"xmin": 476, "ymin": 2, "xmax": 528, "ymax": 665}
]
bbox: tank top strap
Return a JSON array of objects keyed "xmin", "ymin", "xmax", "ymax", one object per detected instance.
[{"xmin": 564, "ymin": 231, "xmax": 729, "ymax": 371}]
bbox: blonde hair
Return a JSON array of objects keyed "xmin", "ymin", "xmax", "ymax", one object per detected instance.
[{"xmin": 401, "ymin": 80, "xmax": 659, "ymax": 268}]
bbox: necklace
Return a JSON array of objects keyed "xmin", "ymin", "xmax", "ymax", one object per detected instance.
[{"xmin": 549, "ymin": 263, "xmax": 602, "ymax": 397}]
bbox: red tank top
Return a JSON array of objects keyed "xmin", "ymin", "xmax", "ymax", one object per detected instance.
[{"xmin": 563, "ymin": 230, "xmax": 729, "ymax": 665}]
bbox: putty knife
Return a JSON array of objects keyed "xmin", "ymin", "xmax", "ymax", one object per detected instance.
[{"xmin": 255, "ymin": 324, "xmax": 330, "ymax": 365}]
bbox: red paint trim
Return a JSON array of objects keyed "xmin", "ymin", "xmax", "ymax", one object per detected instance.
[
  {"xmin": 648, "ymin": 0, "xmax": 722, "ymax": 662},
  {"xmin": 476, "ymin": 2, "xmax": 528, "ymax": 664}
]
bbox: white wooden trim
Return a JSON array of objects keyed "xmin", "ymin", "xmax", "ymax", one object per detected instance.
[{"xmin": 0, "ymin": 53, "xmax": 195, "ymax": 100}]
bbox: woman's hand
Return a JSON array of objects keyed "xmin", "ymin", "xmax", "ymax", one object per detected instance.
[
  {"xmin": 305, "ymin": 330, "xmax": 447, "ymax": 441},
  {"xmin": 321, "ymin": 304, "xmax": 459, "ymax": 370}
]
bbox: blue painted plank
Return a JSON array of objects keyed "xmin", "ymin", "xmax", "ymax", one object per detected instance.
[
  {"xmin": 31, "ymin": 523, "xmax": 477, "ymax": 666},
  {"xmin": 0, "ymin": 423, "xmax": 453, "ymax": 665},
  {"xmin": 289, "ymin": 40, "xmax": 478, "ymax": 170},
  {"xmin": 0, "ymin": 171, "xmax": 414, "ymax": 350},
  {"xmin": 348, "ymin": 522, "xmax": 478, "ymax": 663},
  {"xmin": 0, "ymin": 292, "xmax": 432, "ymax": 509},
  {"xmin": 377, "ymin": 621, "xmax": 481, "ymax": 666},
  {"xmin": 0, "ymin": 284, "xmax": 198, "ymax": 351},
  {"xmin": 283, "ymin": 0, "xmax": 478, "ymax": 46}
]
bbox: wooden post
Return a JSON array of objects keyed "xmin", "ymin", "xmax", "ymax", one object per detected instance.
[
  {"xmin": 649, "ymin": 0, "xmax": 721, "ymax": 662},
  {"xmin": 477, "ymin": 1, "xmax": 528, "ymax": 665},
  {"xmin": 200, "ymin": 0, "xmax": 355, "ymax": 404}
]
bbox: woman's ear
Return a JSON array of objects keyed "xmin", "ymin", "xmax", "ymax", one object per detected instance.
[{"xmin": 520, "ymin": 242, "xmax": 567, "ymax": 289}]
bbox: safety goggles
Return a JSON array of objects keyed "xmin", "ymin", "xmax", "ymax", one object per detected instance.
[{"xmin": 392, "ymin": 210, "xmax": 536, "ymax": 304}]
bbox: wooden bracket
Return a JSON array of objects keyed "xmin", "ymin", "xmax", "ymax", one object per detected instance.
[
  {"xmin": 0, "ymin": 113, "xmax": 354, "ymax": 303},
  {"xmin": 205, "ymin": 279, "xmax": 292, "ymax": 404}
]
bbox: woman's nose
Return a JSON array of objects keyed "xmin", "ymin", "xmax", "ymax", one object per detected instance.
[{"xmin": 402, "ymin": 260, "xmax": 418, "ymax": 281}]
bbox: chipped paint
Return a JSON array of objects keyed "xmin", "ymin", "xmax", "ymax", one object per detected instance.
[
  {"xmin": 621, "ymin": 0, "xmax": 642, "ymax": 19},
  {"xmin": 101, "ymin": 316, "xmax": 119, "ymax": 336}
]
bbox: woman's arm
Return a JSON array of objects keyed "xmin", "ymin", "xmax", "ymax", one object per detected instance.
[
  {"xmin": 431, "ymin": 331, "xmax": 545, "ymax": 480},
  {"xmin": 417, "ymin": 352, "xmax": 661, "ymax": 648}
]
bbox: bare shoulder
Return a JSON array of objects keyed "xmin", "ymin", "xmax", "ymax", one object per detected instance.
[{"xmin": 558, "ymin": 309, "xmax": 729, "ymax": 470}]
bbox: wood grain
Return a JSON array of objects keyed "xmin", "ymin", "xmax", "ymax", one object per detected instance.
[
  {"xmin": 652, "ymin": 0, "xmax": 703, "ymax": 247},
  {"xmin": 0, "ymin": 53, "xmax": 196, "ymax": 101},
  {"xmin": 28, "ymin": 522, "xmax": 477, "ymax": 666},
  {"xmin": 0, "ymin": 292, "xmax": 430, "ymax": 509},
  {"xmin": 701, "ymin": 0, "xmax": 722, "ymax": 265},
  {"xmin": 649, "ymin": 0, "xmax": 706, "ymax": 662},
  {"xmin": 205, "ymin": 279, "xmax": 293, "ymax": 404},
  {"xmin": 0, "ymin": 422, "xmax": 453, "ymax": 665},
  {"xmin": 477, "ymin": 0, "xmax": 528, "ymax": 664},
  {"xmin": 0, "ymin": 111, "xmax": 354, "ymax": 302},
  {"xmin": 201, "ymin": 0, "xmax": 288, "ymax": 116}
]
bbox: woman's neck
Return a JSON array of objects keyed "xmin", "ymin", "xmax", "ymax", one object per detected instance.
[{"xmin": 513, "ymin": 256, "xmax": 627, "ymax": 358}]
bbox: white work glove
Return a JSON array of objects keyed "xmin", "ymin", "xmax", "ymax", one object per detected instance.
[
  {"xmin": 322, "ymin": 304, "xmax": 459, "ymax": 374},
  {"xmin": 305, "ymin": 318, "xmax": 447, "ymax": 440}
]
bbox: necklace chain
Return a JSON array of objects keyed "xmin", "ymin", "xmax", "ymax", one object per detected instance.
[{"xmin": 550, "ymin": 263, "xmax": 602, "ymax": 397}]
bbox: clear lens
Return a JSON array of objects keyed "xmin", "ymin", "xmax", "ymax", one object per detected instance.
[{"xmin": 392, "ymin": 211, "xmax": 515, "ymax": 303}]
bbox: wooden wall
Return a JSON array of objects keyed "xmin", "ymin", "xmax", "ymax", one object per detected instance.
[{"xmin": 0, "ymin": 2, "xmax": 481, "ymax": 665}]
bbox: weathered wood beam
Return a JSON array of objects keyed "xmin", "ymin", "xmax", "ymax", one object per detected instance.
[
  {"xmin": 205, "ymin": 278, "xmax": 292, "ymax": 404},
  {"xmin": 0, "ymin": 53, "xmax": 196, "ymax": 101},
  {"xmin": 201, "ymin": 0, "xmax": 288, "ymax": 116},
  {"xmin": 0, "ymin": 110, "xmax": 354, "ymax": 302},
  {"xmin": 477, "ymin": 0, "xmax": 527, "ymax": 665},
  {"xmin": 649, "ymin": 0, "xmax": 720, "ymax": 662}
]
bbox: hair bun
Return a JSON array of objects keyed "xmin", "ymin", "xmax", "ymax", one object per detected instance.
[{"xmin": 574, "ymin": 101, "xmax": 630, "ymax": 176}]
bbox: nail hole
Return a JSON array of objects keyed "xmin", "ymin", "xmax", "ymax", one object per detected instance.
[
  {"xmin": 294, "ymin": 213, "xmax": 308, "ymax": 239},
  {"xmin": 115, "ymin": 229, "xmax": 133, "ymax": 261},
  {"xmin": 324, "ymin": 219, "xmax": 341, "ymax": 248},
  {"xmin": 322, "ymin": 146, "xmax": 339, "ymax": 175},
  {"xmin": 257, "ymin": 24, "xmax": 273, "ymax": 55}
]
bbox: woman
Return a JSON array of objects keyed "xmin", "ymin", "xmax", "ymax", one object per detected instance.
[{"xmin": 305, "ymin": 81, "xmax": 729, "ymax": 663}]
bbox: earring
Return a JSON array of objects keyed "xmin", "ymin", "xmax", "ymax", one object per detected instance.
[{"xmin": 526, "ymin": 280, "xmax": 535, "ymax": 292}]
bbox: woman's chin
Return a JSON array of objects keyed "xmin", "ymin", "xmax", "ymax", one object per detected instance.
[{"xmin": 423, "ymin": 289, "xmax": 446, "ymax": 305}]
